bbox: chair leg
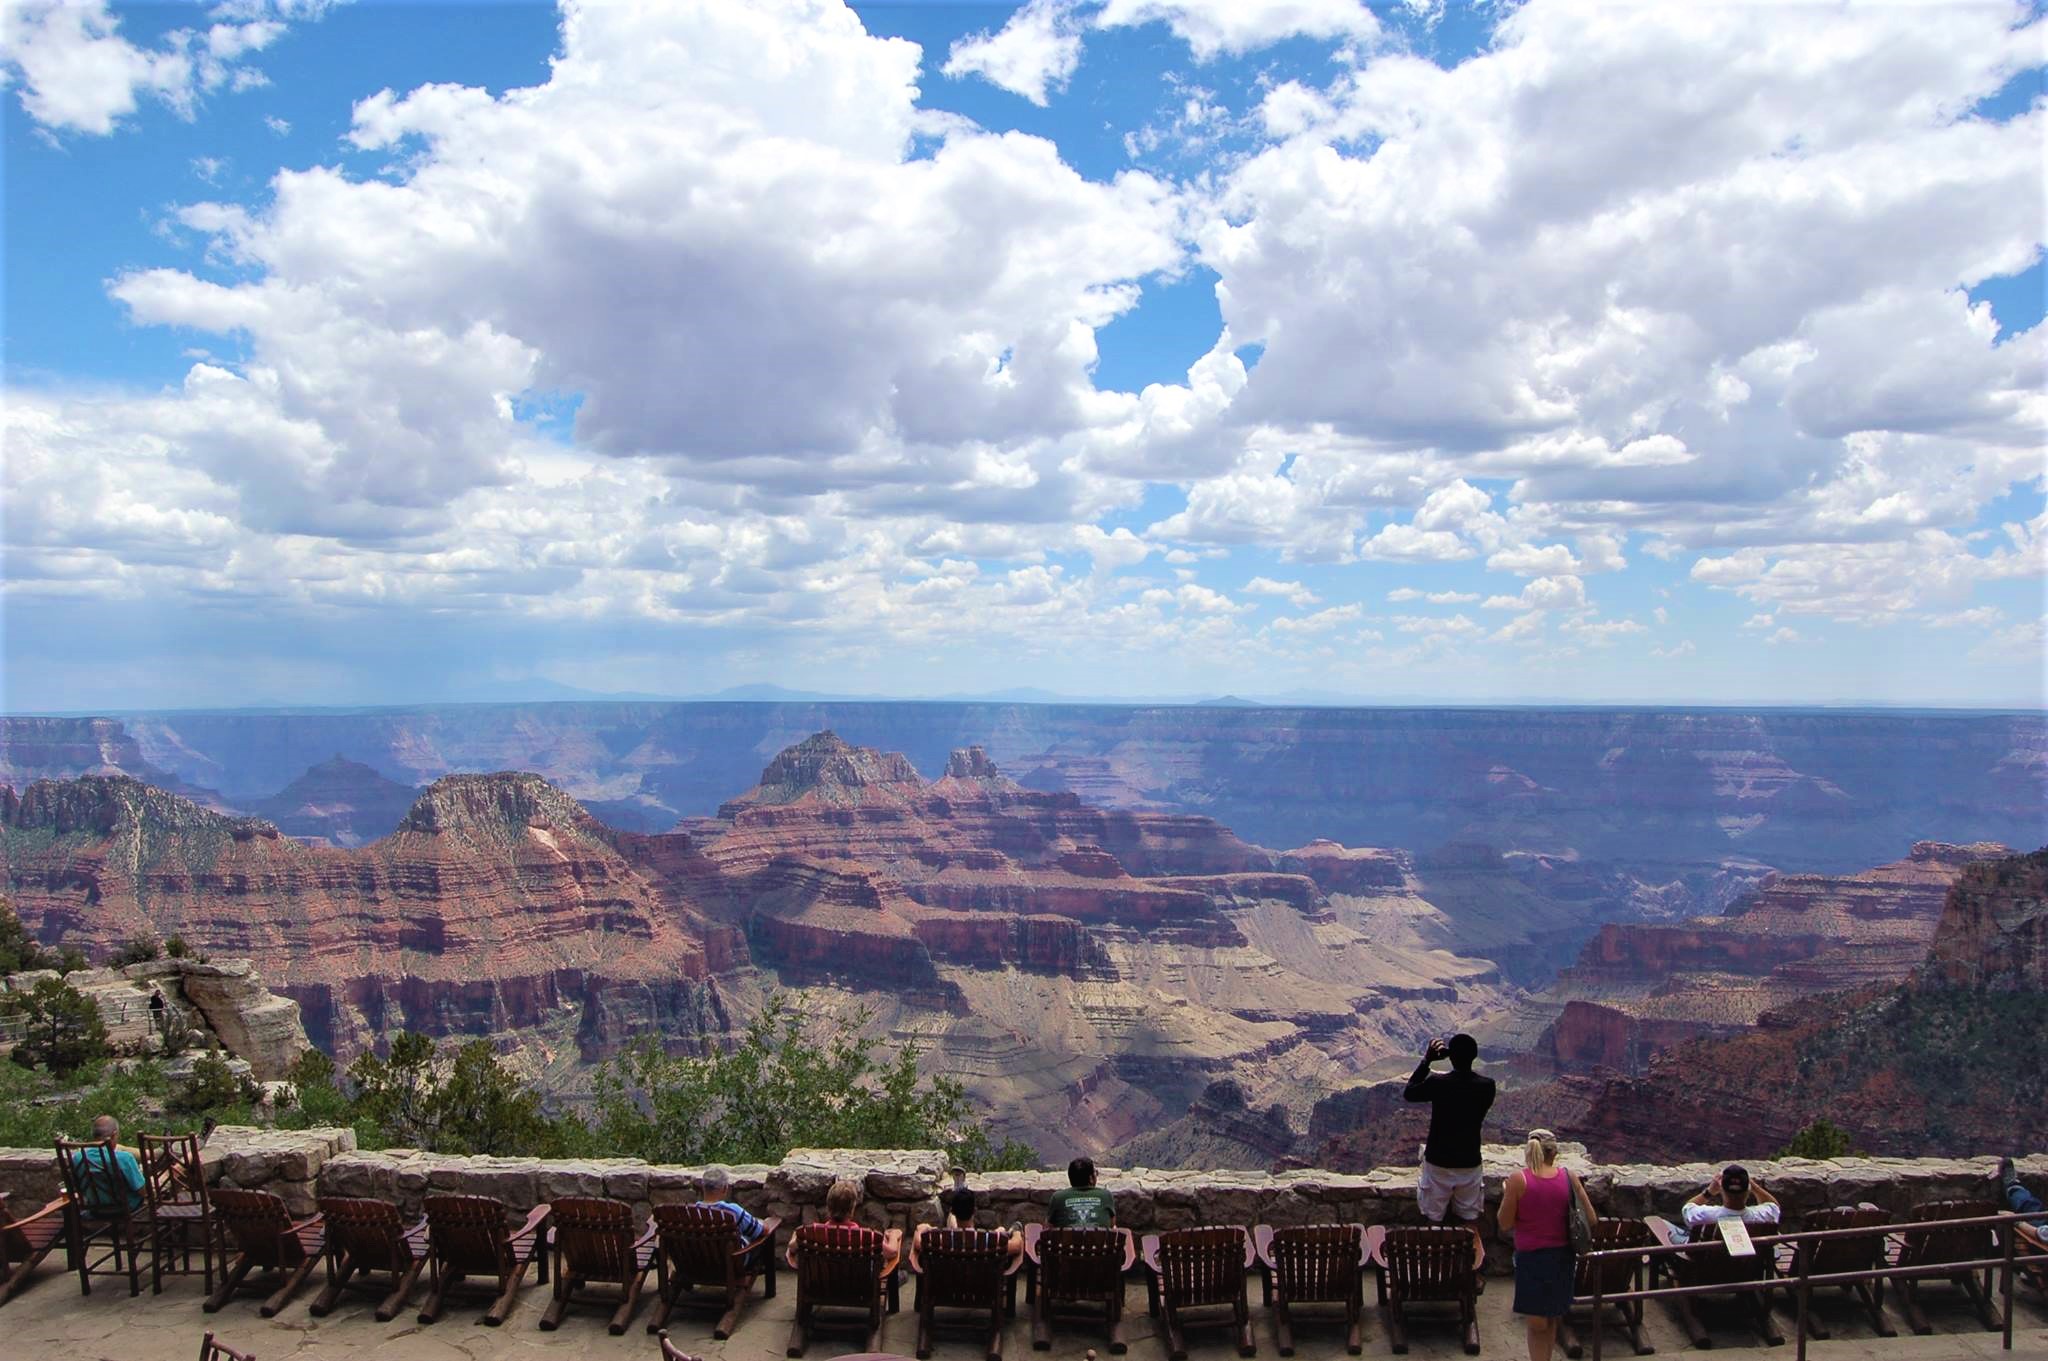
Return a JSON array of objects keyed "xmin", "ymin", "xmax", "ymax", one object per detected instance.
[
  {"xmin": 714, "ymin": 1284, "xmax": 745, "ymax": 1340},
  {"xmin": 204, "ymin": 1255, "xmax": 254, "ymax": 1313},
  {"xmin": 1461, "ymin": 1290, "xmax": 1480, "ymax": 1356},
  {"xmin": 1346, "ymin": 1293, "xmax": 1363, "ymax": 1356},
  {"xmin": 1110, "ymin": 1286, "xmax": 1129, "ymax": 1355},
  {"xmin": 786, "ymin": 1300, "xmax": 808, "ymax": 1359},
  {"xmin": 261, "ymin": 1255, "xmax": 318, "ymax": 1317},
  {"xmin": 1961, "ymin": 1271, "xmax": 2002, "ymax": 1331},
  {"xmin": 1671, "ymin": 1293, "xmax": 1709, "ymax": 1348},
  {"xmin": 916, "ymin": 1293, "xmax": 934, "ymax": 1360},
  {"xmin": 1384, "ymin": 1299, "xmax": 1408, "ymax": 1356},
  {"xmin": 483, "ymin": 1260, "xmax": 529, "ymax": 1326},
  {"xmin": 1899, "ymin": 1278, "xmax": 1933, "ymax": 1336},
  {"xmin": 311, "ymin": 1252, "xmax": 354, "ymax": 1316},
  {"xmin": 1560, "ymin": 1311, "xmax": 1585, "ymax": 1359},
  {"xmin": 867, "ymin": 1297, "xmax": 886, "ymax": 1354},
  {"xmin": 380, "ymin": 1259, "xmax": 426, "ymax": 1322},
  {"xmin": 1856, "ymin": 1282, "xmax": 1895, "ymax": 1338},
  {"xmin": 1164, "ymin": 1309, "xmax": 1188, "ymax": 1361},
  {"xmin": 1275, "ymin": 1297, "xmax": 1296, "ymax": 1357},
  {"xmin": 1237, "ymin": 1291, "xmax": 1257, "ymax": 1357},
  {"xmin": 1030, "ymin": 1285, "xmax": 1051, "ymax": 1350},
  {"xmin": 538, "ymin": 1276, "xmax": 569, "ymax": 1331},
  {"xmin": 419, "ymin": 1265, "xmax": 456, "ymax": 1324},
  {"xmin": 610, "ymin": 1269, "xmax": 647, "ymax": 1336}
]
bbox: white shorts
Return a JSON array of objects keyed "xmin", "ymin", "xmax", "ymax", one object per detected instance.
[{"xmin": 1418, "ymin": 1157, "xmax": 1484, "ymax": 1222}]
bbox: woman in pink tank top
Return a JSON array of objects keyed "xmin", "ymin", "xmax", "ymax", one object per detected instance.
[{"xmin": 1498, "ymin": 1129, "xmax": 1598, "ymax": 1361}]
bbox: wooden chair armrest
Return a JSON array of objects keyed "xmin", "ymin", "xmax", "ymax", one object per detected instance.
[
  {"xmin": 632, "ymin": 1221, "xmax": 658, "ymax": 1251},
  {"xmin": 1361, "ymin": 1224, "xmax": 1388, "ymax": 1268},
  {"xmin": 1117, "ymin": 1228, "xmax": 1137, "ymax": 1273},
  {"xmin": 511, "ymin": 1203, "xmax": 552, "ymax": 1243},
  {"xmin": 1646, "ymin": 1217, "xmax": 1682, "ymax": 1250},
  {"xmin": 1243, "ymin": 1228, "xmax": 1258, "ymax": 1269},
  {"xmin": 1470, "ymin": 1232, "xmax": 1486, "ymax": 1273},
  {"xmin": 1351, "ymin": 1224, "xmax": 1370, "ymax": 1267},
  {"xmin": 756, "ymin": 1216, "xmax": 782, "ymax": 1242},
  {"xmin": 907, "ymin": 1230, "xmax": 925, "ymax": 1276},
  {"xmin": 1023, "ymin": 1222, "xmax": 1044, "ymax": 1265},
  {"xmin": 9, "ymin": 1197, "xmax": 71, "ymax": 1231},
  {"xmin": 1140, "ymin": 1233, "xmax": 1162, "ymax": 1273},
  {"xmin": 1253, "ymin": 1224, "xmax": 1276, "ymax": 1268}
]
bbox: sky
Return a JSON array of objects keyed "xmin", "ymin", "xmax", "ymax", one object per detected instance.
[{"xmin": 2, "ymin": 0, "xmax": 2045, "ymax": 712}]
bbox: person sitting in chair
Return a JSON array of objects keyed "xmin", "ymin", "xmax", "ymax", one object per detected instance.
[
  {"xmin": 1661, "ymin": 1165, "xmax": 1779, "ymax": 1243},
  {"xmin": 698, "ymin": 1165, "xmax": 771, "ymax": 1271},
  {"xmin": 1048, "ymin": 1157, "xmax": 1115, "ymax": 1227},
  {"xmin": 789, "ymin": 1178, "xmax": 903, "ymax": 1276},
  {"xmin": 70, "ymin": 1115, "xmax": 146, "ymax": 1214}
]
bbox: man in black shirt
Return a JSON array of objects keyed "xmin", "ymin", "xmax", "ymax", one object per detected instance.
[{"xmin": 1403, "ymin": 1033, "xmax": 1495, "ymax": 1224}]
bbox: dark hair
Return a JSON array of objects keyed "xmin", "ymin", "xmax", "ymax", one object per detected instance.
[
  {"xmin": 825, "ymin": 1178, "xmax": 860, "ymax": 1220},
  {"xmin": 1068, "ymin": 1157, "xmax": 1095, "ymax": 1188},
  {"xmin": 1721, "ymin": 1164, "xmax": 1750, "ymax": 1192},
  {"xmin": 1447, "ymin": 1033, "xmax": 1479, "ymax": 1069}
]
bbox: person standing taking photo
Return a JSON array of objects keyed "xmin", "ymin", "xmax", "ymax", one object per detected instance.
[{"xmin": 1497, "ymin": 1128, "xmax": 1597, "ymax": 1361}]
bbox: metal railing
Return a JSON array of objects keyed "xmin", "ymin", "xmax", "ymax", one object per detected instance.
[{"xmin": 1580, "ymin": 1208, "xmax": 2046, "ymax": 1360}]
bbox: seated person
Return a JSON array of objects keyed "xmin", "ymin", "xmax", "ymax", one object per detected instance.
[
  {"xmin": 69, "ymin": 1115, "xmax": 146, "ymax": 1215},
  {"xmin": 698, "ymin": 1164, "xmax": 772, "ymax": 1270},
  {"xmin": 1662, "ymin": 1164, "xmax": 1780, "ymax": 1244},
  {"xmin": 789, "ymin": 1178, "xmax": 903, "ymax": 1277},
  {"xmin": 1998, "ymin": 1157, "xmax": 2048, "ymax": 1256},
  {"xmin": 914, "ymin": 1166, "xmax": 1023, "ymax": 1263},
  {"xmin": 1047, "ymin": 1157, "xmax": 1115, "ymax": 1228}
]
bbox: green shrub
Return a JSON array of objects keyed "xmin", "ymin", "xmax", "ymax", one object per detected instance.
[
  {"xmin": 108, "ymin": 935, "xmax": 162, "ymax": 967},
  {"xmin": 170, "ymin": 1045, "xmax": 258, "ymax": 1114},
  {"xmin": 0, "ymin": 898, "xmax": 55, "ymax": 974},
  {"xmin": 5, "ymin": 977, "xmax": 111, "ymax": 1076},
  {"xmin": 591, "ymin": 994, "xmax": 1036, "ymax": 1170},
  {"xmin": 1780, "ymin": 1118, "xmax": 1856, "ymax": 1159}
]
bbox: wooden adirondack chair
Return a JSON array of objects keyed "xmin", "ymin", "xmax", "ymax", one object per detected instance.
[
  {"xmin": 1024, "ymin": 1223, "xmax": 1134, "ymax": 1353},
  {"xmin": 141, "ymin": 1131, "xmax": 216, "ymax": 1295},
  {"xmin": 198, "ymin": 1331, "xmax": 256, "ymax": 1361},
  {"xmin": 418, "ymin": 1193, "xmax": 551, "ymax": 1326},
  {"xmin": 1561, "ymin": 1219, "xmax": 1655, "ymax": 1359},
  {"xmin": 539, "ymin": 1196, "xmax": 657, "ymax": 1334},
  {"xmin": 2017, "ymin": 1219, "xmax": 2048, "ymax": 1296},
  {"xmin": 657, "ymin": 1329, "xmax": 704, "ymax": 1361},
  {"xmin": 785, "ymin": 1222, "xmax": 899, "ymax": 1358},
  {"xmin": 1365, "ymin": 1224, "xmax": 1484, "ymax": 1356},
  {"xmin": 1645, "ymin": 1215, "xmax": 1783, "ymax": 1348},
  {"xmin": 1772, "ymin": 1205, "xmax": 1894, "ymax": 1340},
  {"xmin": 1142, "ymin": 1226, "xmax": 1256, "ymax": 1361},
  {"xmin": 53, "ymin": 1137, "xmax": 146, "ymax": 1296},
  {"xmin": 0, "ymin": 1190, "xmax": 70, "ymax": 1307},
  {"xmin": 647, "ymin": 1202, "xmax": 780, "ymax": 1339},
  {"xmin": 204, "ymin": 1187, "xmax": 325, "ymax": 1316},
  {"xmin": 1254, "ymin": 1224, "xmax": 1367, "ymax": 1356},
  {"xmin": 309, "ymin": 1195, "xmax": 431, "ymax": 1320},
  {"xmin": 1884, "ymin": 1199, "xmax": 2002, "ymax": 1334},
  {"xmin": 910, "ymin": 1227, "xmax": 1021, "ymax": 1361}
]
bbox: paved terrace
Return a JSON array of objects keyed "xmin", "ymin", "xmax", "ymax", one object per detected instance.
[
  {"xmin": 7, "ymin": 1242, "xmax": 2045, "ymax": 1361},
  {"xmin": 2, "ymin": 1134, "xmax": 2043, "ymax": 1361}
]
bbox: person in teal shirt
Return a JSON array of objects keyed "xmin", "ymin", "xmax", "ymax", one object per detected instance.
[
  {"xmin": 1047, "ymin": 1158, "xmax": 1115, "ymax": 1227},
  {"xmin": 71, "ymin": 1115, "xmax": 147, "ymax": 1214}
]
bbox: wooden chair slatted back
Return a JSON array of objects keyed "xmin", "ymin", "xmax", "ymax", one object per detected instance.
[
  {"xmin": 1039, "ymin": 1226, "xmax": 1125, "ymax": 1302},
  {"xmin": 794, "ymin": 1224, "xmax": 885, "ymax": 1308},
  {"xmin": 1573, "ymin": 1219, "xmax": 1653, "ymax": 1293},
  {"xmin": 424, "ymin": 1194, "xmax": 520, "ymax": 1276},
  {"xmin": 549, "ymin": 1196, "xmax": 638, "ymax": 1283},
  {"xmin": 1670, "ymin": 1225, "xmax": 1770, "ymax": 1287},
  {"xmin": 318, "ymin": 1196, "xmax": 416, "ymax": 1271},
  {"xmin": 1383, "ymin": 1227, "xmax": 1473, "ymax": 1301},
  {"xmin": 917, "ymin": 1228, "xmax": 1009, "ymax": 1309},
  {"xmin": 653, "ymin": 1203, "xmax": 746, "ymax": 1286},
  {"xmin": 1897, "ymin": 1200, "xmax": 1998, "ymax": 1268},
  {"xmin": 198, "ymin": 1331, "xmax": 256, "ymax": 1361},
  {"xmin": 1159, "ymin": 1226, "xmax": 1244, "ymax": 1308},
  {"xmin": 1270, "ymin": 1224, "xmax": 1360, "ymax": 1302},
  {"xmin": 1801, "ymin": 1207, "xmax": 1889, "ymax": 1273},
  {"xmin": 54, "ymin": 1138, "xmax": 133, "ymax": 1221},
  {"xmin": 213, "ymin": 1188, "xmax": 302, "ymax": 1268},
  {"xmin": 139, "ymin": 1132, "xmax": 207, "ymax": 1211}
]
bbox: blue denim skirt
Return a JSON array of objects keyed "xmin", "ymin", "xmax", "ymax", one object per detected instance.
[{"xmin": 1513, "ymin": 1245, "xmax": 1575, "ymax": 1317}]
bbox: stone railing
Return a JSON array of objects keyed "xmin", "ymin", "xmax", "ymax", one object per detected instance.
[{"xmin": 2, "ymin": 1133, "xmax": 2037, "ymax": 1270}]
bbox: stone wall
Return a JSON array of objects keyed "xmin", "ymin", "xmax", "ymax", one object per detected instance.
[{"xmin": 4, "ymin": 1134, "xmax": 2037, "ymax": 1269}]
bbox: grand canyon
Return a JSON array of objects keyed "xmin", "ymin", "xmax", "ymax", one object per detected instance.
[{"xmin": 2, "ymin": 704, "xmax": 2043, "ymax": 1164}]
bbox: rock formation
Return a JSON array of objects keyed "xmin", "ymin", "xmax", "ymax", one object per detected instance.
[
  {"xmin": 0, "ymin": 773, "xmax": 731, "ymax": 1062},
  {"xmin": 1523, "ymin": 841, "xmax": 2008, "ymax": 1075},
  {"xmin": 248, "ymin": 755, "xmax": 419, "ymax": 846},
  {"xmin": 1549, "ymin": 847, "xmax": 2048, "ymax": 1160}
]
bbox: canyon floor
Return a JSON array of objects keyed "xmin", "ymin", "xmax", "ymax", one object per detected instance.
[{"xmin": 6, "ymin": 1256, "xmax": 2042, "ymax": 1361}]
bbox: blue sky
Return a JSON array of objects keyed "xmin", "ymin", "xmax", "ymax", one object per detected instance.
[{"xmin": 3, "ymin": 0, "xmax": 2045, "ymax": 711}]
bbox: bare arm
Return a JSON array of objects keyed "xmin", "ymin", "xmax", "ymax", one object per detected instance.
[
  {"xmin": 1750, "ymin": 1182, "xmax": 1777, "ymax": 1207},
  {"xmin": 1497, "ymin": 1170, "xmax": 1524, "ymax": 1234}
]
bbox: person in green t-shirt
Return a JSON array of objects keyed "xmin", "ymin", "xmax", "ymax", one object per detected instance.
[{"xmin": 1047, "ymin": 1157, "xmax": 1115, "ymax": 1227}]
